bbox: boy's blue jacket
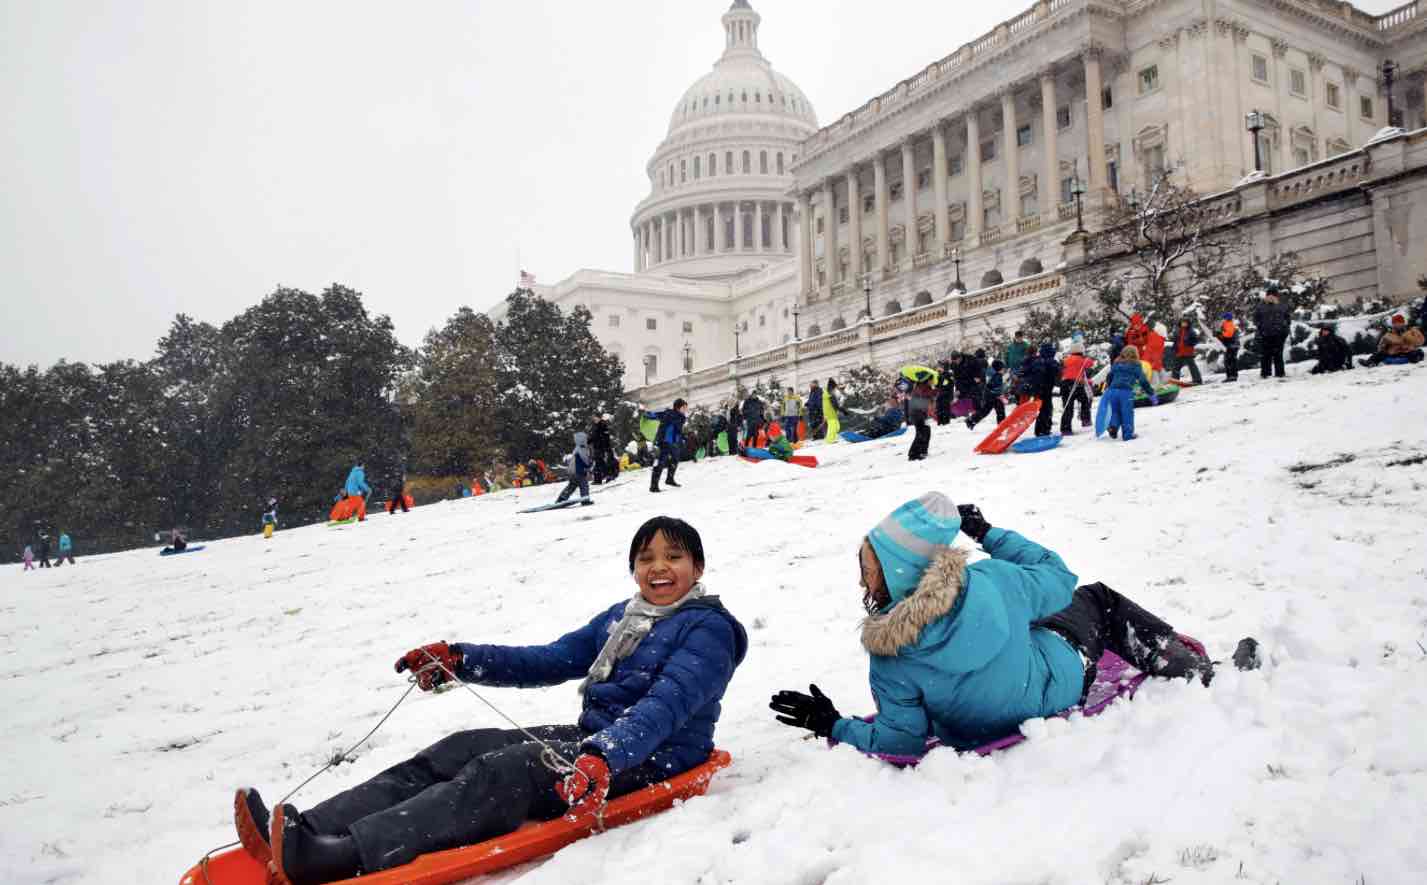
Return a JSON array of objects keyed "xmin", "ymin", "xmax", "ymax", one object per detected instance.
[
  {"xmin": 344, "ymin": 465, "xmax": 371, "ymax": 496},
  {"xmin": 831, "ymin": 529, "xmax": 1084, "ymax": 754},
  {"xmin": 454, "ymin": 594, "xmax": 747, "ymax": 775},
  {"xmin": 645, "ymin": 409, "xmax": 687, "ymax": 447},
  {"xmin": 1106, "ymin": 362, "xmax": 1157, "ymax": 397}
]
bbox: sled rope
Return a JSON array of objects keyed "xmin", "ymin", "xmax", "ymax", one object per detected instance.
[
  {"xmin": 415, "ymin": 648, "xmax": 579, "ymax": 776},
  {"xmin": 193, "ymin": 679, "xmax": 422, "ymax": 885}
]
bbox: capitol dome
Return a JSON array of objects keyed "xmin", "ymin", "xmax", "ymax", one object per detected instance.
[{"xmin": 631, "ymin": 1, "xmax": 819, "ymax": 281}]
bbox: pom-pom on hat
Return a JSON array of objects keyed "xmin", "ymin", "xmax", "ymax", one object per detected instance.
[
  {"xmin": 866, "ymin": 492, "xmax": 962, "ymax": 603},
  {"xmin": 1391, "ymin": 314, "xmax": 1406, "ymax": 326}
]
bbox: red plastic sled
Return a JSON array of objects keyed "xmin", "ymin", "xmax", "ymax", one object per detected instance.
[
  {"xmin": 179, "ymin": 751, "xmax": 732, "ymax": 885},
  {"xmin": 974, "ymin": 398, "xmax": 1041, "ymax": 454}
]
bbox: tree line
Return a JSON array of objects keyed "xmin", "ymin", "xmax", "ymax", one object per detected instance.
[{"xmin": 1, "ymin": 286, "xmax": 625, "ymax": 560}]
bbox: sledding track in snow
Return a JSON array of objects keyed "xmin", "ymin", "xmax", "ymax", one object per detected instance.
[{"xmin": 4, "ymin": 361, "xmax": 1427, "ymax": 884}]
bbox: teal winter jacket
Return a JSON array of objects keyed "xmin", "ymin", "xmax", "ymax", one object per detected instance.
[
  {"xmin": 344, "ymin": 465, "xmax": 371, "ymax": 497},
  {"xmin": 830, "ymin": 529, "xmax": 1085, "ymax": 755}
]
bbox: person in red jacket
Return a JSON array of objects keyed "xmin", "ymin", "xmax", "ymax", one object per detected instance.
[
  {"xmin": 1170, "ymin": 317, "xmax": 1203, "ymax": 384},
  {"xmin": 1058, "ymin": 341, "xmax": 1096, "ymax": 435}
]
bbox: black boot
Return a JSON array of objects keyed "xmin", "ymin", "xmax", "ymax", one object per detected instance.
[
  {"xmin": 1232, "ymin": 637, "xmax": 1261, "ymax": 671},
  {"xmin": 234, "ymin": 788, "xmax": 271, "ymax": 863},
  {"xmin": 274, "ymin": 804, "xmax": 362, "ymax": 885},
  {"xmin": 1148, "ymin": 637, "xmax": 1216, "ymax": 686},
  {"xmin": 666, "ymin": 465, "xmax": 681, "ymax": 488}
]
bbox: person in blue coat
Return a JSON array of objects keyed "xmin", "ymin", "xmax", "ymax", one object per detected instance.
[
  {"xmin": 343, "ymin": 463, "xmax": 371, "ymax": 521},
  {"xmin": 237, "ymin": 515, "xmax": 746, "ymax": 884},
  {"xmin": 644, "ymin": 398, "xmax": 688, "ymax": 493},
  {"xmin": 1097, "ymin": 345, "xmax": 1158, "ymax": 441},
  {"xmin": 770, "ymin": 493, "xmax": 1255, "ymax": 757},
  {"xmin": 553, "ymin": 431, "xmax": 594, "ymax": 505}
]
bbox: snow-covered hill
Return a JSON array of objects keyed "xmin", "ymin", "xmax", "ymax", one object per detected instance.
[{"xmin": 5, "ymin": 361, "xmax": 1427, "ymax": 885}]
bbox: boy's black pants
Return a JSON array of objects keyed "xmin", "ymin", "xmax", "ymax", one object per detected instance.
[
  {"xmin": 303, "ymin": 726, "xmax": 668, "ymax": 874},
  {"xmin": 556, "ymin": 474, "xmax": 590, "ymax": 502},
  {"xmin": 908, "ymin": 413, "xmax": 931, "ymax": 459},
  {"xmin": 1033, "ymin": 393, "xmax": 1055, "ymax": 436},
  {"xmin": 650, "ymin": 448, "xmax": 677, "ymax": 489},
  {"xmin": 1058, "ymin": 380, "xmax": 1092, "ymax": 433}
]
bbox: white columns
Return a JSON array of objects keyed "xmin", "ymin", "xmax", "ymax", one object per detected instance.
[
  {"xmin": 1272, "ymin": 40, "xmax": 1289, "ymax": 171},
  {"xmin": 714, "ymin": 203, "xmax": 725, "ymax": 252},
  {"xmin": 966, "ymin": 108, "xmax": 983, "ymax": 241},
  {"xmin": 847, "ymin": 167, "xmax": 863, "ymax": 281},
  {"xmin": 776, "ymin": 202, "xmax": 786, "ymax": 252},
  {"xmin": 822, "ymin": 178, "xmax": 837, "ymax": 296},
  {"xmin": 874, "ymin": 152, "xmax": 890, "ymax": 276},
  {"xmin": 796, "ymin": 192, "xmax": 813, "ymax": 294},
  {"xmin": 932, "ymin": 124, "xmax": 949, "ymax": 255},
  {"xmin": 1002, "ymin": 89, "xmax": 1020, "ymax": 224},
  {"xmin": 1040, "ymin": 69, "xmax": 1060, "ymax": 222},
  {"xmin": 693, "ymin": 206, "xmax": 703, "ymax": 256},
  {"xmin": 1084, "ymin": 49, "xmax": 1108, "ymax": 192},
  {"xmin": 755, "ymin": 201, "xmax": 764, "ymax": 253},
  {"xmin": 901, "ymin": 140, "xmax": 917, "ymax": 261}
]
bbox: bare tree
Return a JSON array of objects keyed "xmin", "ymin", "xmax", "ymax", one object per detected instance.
[{"xmin": 1078, "ymin": 170, "xmax": 1248, "ymax": 325}]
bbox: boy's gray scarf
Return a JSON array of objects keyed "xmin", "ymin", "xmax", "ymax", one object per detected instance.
[{"xmin": 580, "ymin": 582, "xmax": 707, "ymax": 693}]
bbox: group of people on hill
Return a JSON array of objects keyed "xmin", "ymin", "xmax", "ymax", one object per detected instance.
[
  {"xmin": 711, "ymin": 379, "xmax": 844, "ymax": 456},
  {"xmin": 21, "ymin": 527, "xmax": 74, "ymax": 570},
  {"xmin": 230, "ymin": 497, "xmax": 1259, "ymax": 885}
]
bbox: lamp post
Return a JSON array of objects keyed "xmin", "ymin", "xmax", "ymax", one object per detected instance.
[
  {"xmin": 950, "ymin": 247, "xmax": 965, "ymax": 294},
  {"xmin": 1070, "ymin": 175, "xmax": 1087, "ymax": 233},
  {"xmin": 1246, "ymin": 110, "xmax": 1265, "ymax": 173},
  {"xmin": 792, "ymin": 302, "xmax": 801, "ymax": 340},
  {"xmin": 683, "ymin": 340, "xmax": 692, "ymax": 374},
  {"xmin": 734, "ymin": 327, "xmax": 741, "ymax": 359},
  {"xmin": 1381, "ymin": 59, "xmax": 1400, "ymax": 128},
  {"xmin": 862, "ymin": 276, "xmax": 873, "ymax": 322}
]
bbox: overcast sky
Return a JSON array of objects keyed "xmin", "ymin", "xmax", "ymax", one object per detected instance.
[{"xmin": 0, "ymin": 0, "xmax": 1404, "ymax": 368}]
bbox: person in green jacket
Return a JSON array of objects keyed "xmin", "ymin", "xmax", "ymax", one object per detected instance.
[
  {"xmin": 779, "ymin": 387, "xmax": 803, "ymax": 442},
  {"xmin": 1004, "ymin": 330, "xmax": 1031, "ymax": 374},
  {"xmin": 770, "ymin": 492, "xmax": 1259, "ymax": 756}
]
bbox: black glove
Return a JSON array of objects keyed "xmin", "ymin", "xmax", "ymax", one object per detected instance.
[
  {"xmin": 769, "ymin": 684, "xmax": 841, "ymax": 738},
  {"xmin": 957, "ymin": 504, "xmax": 991, "ymax": 543}
]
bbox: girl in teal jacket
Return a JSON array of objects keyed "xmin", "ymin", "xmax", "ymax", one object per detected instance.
[{"xmin": 771, "ymin": 493, "xmax": 1257, "ymax": 756}]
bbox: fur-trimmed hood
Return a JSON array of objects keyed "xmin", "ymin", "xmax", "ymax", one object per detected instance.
[{"xmin": 860, "ymin": 547, "xmax": 968, "ymax": 656}]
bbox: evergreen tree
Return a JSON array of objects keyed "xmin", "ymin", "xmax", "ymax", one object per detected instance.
[
  {"xmin": 406, "ymin": 307, "xmax": 503, "ymax": 476},
  {"xmin": 493, "ymin": 289, "xmax": 625, "ymax": 463}
]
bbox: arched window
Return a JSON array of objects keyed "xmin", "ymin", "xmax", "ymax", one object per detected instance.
[
  {"xmin": 742, "ymin": 151, "xmax": 751, "ymax": 173},
  {"xmin": 668, "ymin": 163, "xmax": 674, "ymax": 185},
  {"xmin": 760, "ymin": 151, "xmax": 769, "ymax": 174},
  {"xmin": 980, "ymin": 270, "xmax": 1004, "ymax": 288},
  {"xmin": 1017, "ymin": 258, "xmax": 1043, "ymax": 277},
  {"xmin": 715, "ymin": 94, "xmax": 721, "ymax": 106},
  {"xmin": 742, "ymin": 91, "xmax": 748, "ymax": 103},
  {"xmin": 777, "ymin": 152, "xmax": 785, "ymax": 175},
  {"xmin": 694, "ymin": 156, "xmax": 701, "ymax": 179},
  {"xmin": 641, "ymin": 352, "xmax": 660, "ymax": 385},
  {"xmin": 914, "ymin": 290, "xmax": 934, "ymax": 306},
  {"xmin": 726, "ymin": 151, "xmax": 734, "ymax": 173},
  {"xmin": 808, "ymin": 323, "xmax": 822, "ymax": 336},
  {"xmin": 680, "ymin": 159, "xmax": 687, "ymax": 183},
  {"xmin": 884, "ymin": 300, "xmax": 903, "ymax": 315},
  {"xmin": 709, "ymin": 153, "xmax": 717, "ymax": 176},
  {"xmin": 830, "ymin": 317, "xmax": 847, "ymax": 331}
]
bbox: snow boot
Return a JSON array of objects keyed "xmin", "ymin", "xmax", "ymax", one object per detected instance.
[
  {"xmin": 666, "ymin": 480, "xmax": 682, "ymax": 488},
  {"xmin": 1232, "ymin": 637, "xmax": 1261, "ymax": 671},
  {"xmin": 1147, "ymin": 636, "xmax": 1215, "ymax": 686},
  {"xmin": 1108, "ymin": 426, "xmax": 1119, "ymax": 439},
  {"xmin": 272, "ymin": 804, "xmax": 362, "ymax": 885},
  {"xmin": 234, "ymin": 788, "xmax": 271, "ymax": 864}
]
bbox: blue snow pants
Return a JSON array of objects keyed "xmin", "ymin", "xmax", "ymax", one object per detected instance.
[{"xmin": 1104, "ymin": 388, "xmax": 1137, "ymax": 439}]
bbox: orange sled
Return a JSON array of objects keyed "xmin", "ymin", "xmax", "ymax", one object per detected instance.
[
  {"xmin": 178, "ymin": 750, "xmax": 732, "ymax": 885},
  {"xmin": 974, "ymin": 398, "xmax": 1041, "ymax": 454}
]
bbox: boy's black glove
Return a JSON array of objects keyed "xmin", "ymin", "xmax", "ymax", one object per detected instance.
[
  {"xmin": 957, "ymin": 504, "xmax": 991, "ymax": 543},
  {"xmin": 769, "ymin": 684, "xmax": 841, "ymax": 738}
]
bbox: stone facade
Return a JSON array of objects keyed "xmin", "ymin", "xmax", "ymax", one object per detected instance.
[{"xmin": 504, "ymin": 0, "xmax": 1427, "ymax": 397}]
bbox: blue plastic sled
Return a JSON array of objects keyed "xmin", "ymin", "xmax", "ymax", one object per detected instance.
[
  {"xmin": 1011, "ymin": 435, "xmax": 1062, "ymax": 454},
  {"xmin": 840, "ymin": 426, "xmax": 909, "ymax": 443},
  {"xmin": 1094, "ymin": 395, "xmax": 1112, "ymax": 437},
  {"xmin": 159, "ymin": 545, "xmax": 206, "ymax": 557},
  {"xmin": 519, "ymin": 498, "xmax": 593, "ymax": 514}
]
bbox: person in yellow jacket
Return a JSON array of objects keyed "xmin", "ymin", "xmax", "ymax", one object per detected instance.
[
  {"xmin": 898, "ymin": 366, "xmax": 939, "ymax": 461},
  {"xmin": 822, "ymin": 378, "xmax": 843, "ymax": 443}
]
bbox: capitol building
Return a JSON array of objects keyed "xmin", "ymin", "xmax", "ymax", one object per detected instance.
[{"xmin": 511, "ymin": 0, "xmax": 1427, "ymax": 401}]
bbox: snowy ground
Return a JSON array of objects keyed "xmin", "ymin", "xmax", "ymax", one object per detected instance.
[{"xmin": 5, "ymin": 361, "xmax": 1427, "ymax": 885}]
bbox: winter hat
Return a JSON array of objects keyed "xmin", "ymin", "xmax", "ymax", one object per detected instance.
[
  {"xmin": 1038, "ymin": 343, "xmax": 1056, "ymax": 359},
  {"xmin": 1221, "ymin": 312, "xmax": 1233, "ymax": 320},
  {"xmin": 1068, "ymin": 340, "xmax": 1085, "ymax": 355},
  {"xmin": 866, "ymin": 492, "xmax": 961, "ymax": 604},
  {"xmin": 1391, "ymin": 314, "xmax": 1407, "ymax": 326}
]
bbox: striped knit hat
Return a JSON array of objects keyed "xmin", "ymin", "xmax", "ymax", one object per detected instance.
[{"xmin": 867, "ymin": 492, "xmax": 962, "ymax": 603}]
